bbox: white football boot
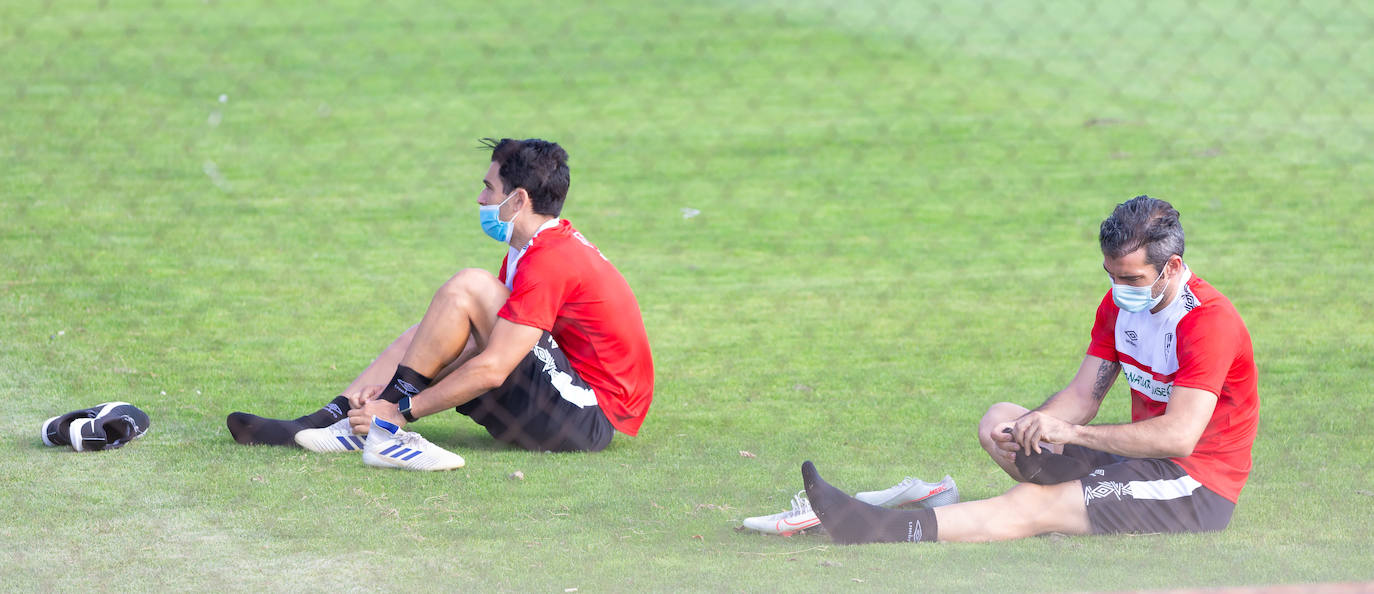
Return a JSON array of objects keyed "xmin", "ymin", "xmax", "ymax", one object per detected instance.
[
  {"xmin": 362, "ymin": 416, "xmax": 465, "ymax": 471},
  {"xmin": 855, "ymin": 475, "xmax": 959, "ymax": 508},
  {"xmin": 741, "ymin": 491, "xmax": 821, "ymax": 536},
  {"xmin": 294, "ymin": 418, "xmax": 366, "ymax": 453}
]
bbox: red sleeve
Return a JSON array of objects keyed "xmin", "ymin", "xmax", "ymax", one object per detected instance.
[
  {"xmin": 498, "ymin": 249, "xmax": 571, "ymax": 332},
  {"xmin": 1172, "ymin": 307, "xmax": 1238, "ymax": 395},
  {"xmin": 1086, "ymin": 291, "xmax": 1119, "ymax": 361},
  {"xmin": 496, "ymin": 254, "xmax": 509, "ymax": 285}
]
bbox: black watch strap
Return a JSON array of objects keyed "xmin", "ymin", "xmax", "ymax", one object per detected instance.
[{"xmin": 398, "ymin": 395, "xmax": 417, "ymax": 422}]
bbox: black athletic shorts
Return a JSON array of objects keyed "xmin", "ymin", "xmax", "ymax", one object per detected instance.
[
  {"xmin": 1062, "ymin": 444, "xmax": 1235, "ymax": 534},
  {"xmin": 454, "ymin": 331, "xmax": 613, "ymax": 453}
]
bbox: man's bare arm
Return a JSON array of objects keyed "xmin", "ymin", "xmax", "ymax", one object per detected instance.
[
  {"xmin": 1033, "ymin": 355, "xmax": 1120, "ymax": 425},
  {"xmin": 1069, "ymin": 386, "xmax": 1218, "ymax": 458},
  {"xmin": 350, "ymin": 319, "xmax": 543, "ymax": 430},
  {"xmin": 408, "ymin": 319, "xmax": 544, "ymax": 418}
]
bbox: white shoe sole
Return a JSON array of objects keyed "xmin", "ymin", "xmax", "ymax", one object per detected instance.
[
  {"xmin": 41, "ymin": 416, "xmax": 66, "ymax": 447},
  {"xmin": 362, "ymin": 450, "xmax": 465, "ymax": 471}
]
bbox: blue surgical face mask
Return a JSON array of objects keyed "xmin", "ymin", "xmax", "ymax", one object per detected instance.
[
  {"xmin": 479, "ymin": 191, "xmax": 520, "ymax": 243},
  {"xmin": 1111, "ymin": 265, "xmax": 1168, "ymax": 313}
]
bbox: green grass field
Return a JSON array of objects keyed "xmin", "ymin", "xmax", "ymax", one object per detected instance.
[{"xmin": 2, "ymin": 0, "xmax": 1372, "ymax": 590}]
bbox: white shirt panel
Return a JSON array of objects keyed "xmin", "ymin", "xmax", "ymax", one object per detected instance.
[
  {"xmin": 503, "ymin": 218, "xmax": 562, "ymax": 291},
  {"xmin": 1111, "ymin": 267, "xmax": 1199, "ymax": 403}
]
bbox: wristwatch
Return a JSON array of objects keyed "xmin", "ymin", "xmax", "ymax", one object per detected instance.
[{"xmin": 397, "ymin": 395, "xmax": 418, "ymax": 422}]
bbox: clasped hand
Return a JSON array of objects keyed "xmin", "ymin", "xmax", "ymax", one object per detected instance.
[
  {"xmin": 992, "ymin": 411, "xmax": 1079, "ymax": 455},
  {"xmin": 343, "ymin": 385, "xmax": 404, "ymax": 435}
]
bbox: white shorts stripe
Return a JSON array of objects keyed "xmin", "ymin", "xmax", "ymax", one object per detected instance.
[
  {"xmin": 531, "ymin": 344, "xmax": 598, "ymax": 408},
  {"xmin": 1125, "ymin": 475, "xmax": 1203, "ymax": 501},
  {"xmin": 549, "ymin": 369, "xmax": 598, "ymax": 408}
]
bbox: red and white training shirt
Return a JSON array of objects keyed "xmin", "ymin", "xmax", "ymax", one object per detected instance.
[
  {"xmin": 1086, "ymin": 267, "xmax": 1259, "ymax": 503},
  {"xmin": 497, "ymin": 219, "xmax": 655, "ymax": 436}
]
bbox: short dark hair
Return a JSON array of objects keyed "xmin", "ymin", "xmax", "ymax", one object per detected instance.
[
  {"xmin": 480, "ymin": 137, "xmax": 570, "ymax": 217},
  {"xmin": 1099, "ymin": 195, "xmax": 1185, "ymax": 272}
]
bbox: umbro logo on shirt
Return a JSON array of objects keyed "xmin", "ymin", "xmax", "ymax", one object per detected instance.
[{"xmin": 1124, "ymin": 330, "xmax": 1139, "ymax": 346}]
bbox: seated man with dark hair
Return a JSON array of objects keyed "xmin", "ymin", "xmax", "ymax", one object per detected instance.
[
  {"xmin": 228, "ymin": 138, "xmax": 655, "ymax": 470},
  {"xmin": 802, "ymin": 195, "xmax": 1258, "ymax": 543}
]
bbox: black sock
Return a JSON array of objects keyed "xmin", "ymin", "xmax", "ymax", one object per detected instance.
[
  {"xmin": 1015, "ymin": 449, "xmax": 1093, "ymax": 485},
  {"xmin": 802, "ymin": 460, "xmax": 938, "ymax": 544},
  {"xmin": 226, "ymin": 412, "xmax": 306, "ymax": 447},
  {"xmin": 377, "ymin": 365, "xmax": 432, "ymax": 403},
  {"xmin": 293, "ymin": 395, "xmax": 351, "ymax": 428}
]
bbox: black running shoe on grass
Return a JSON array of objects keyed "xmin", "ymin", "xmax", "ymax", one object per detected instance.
[{"xmin": 68, "ymin": 402, "xmax": 151, "ymax": 452}]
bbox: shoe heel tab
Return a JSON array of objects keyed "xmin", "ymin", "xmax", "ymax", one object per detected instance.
[
  {"xmin": 372, "ymin": 416, "xmax": 400, "ymax": 434},
  {"xmin": 68, "ymin": 418, "xmax": 101, "ymax": 452}
]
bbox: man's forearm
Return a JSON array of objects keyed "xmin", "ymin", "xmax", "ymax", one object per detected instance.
[
  {"xmin": 409, "ymin": 361, "xmax": 504, "ymax": 418},
  {"xmin": 405, "ymin": 319, "xmax": 544, "ymax": 420},
  {"xmin": 1034, "ymin": 357, "xmax": 1119, "ymax": 425},
  {"xmin": 1034, "ymin": 389, "xmax": 1099, "ymax": 425},
  {"xmin": 1071, "ymin": 417, "xmax": 1196, "ymax": 459}
]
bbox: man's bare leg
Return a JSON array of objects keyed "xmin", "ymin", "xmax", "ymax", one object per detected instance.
[
  {"xmin": 341, "ymin": 325, "xmax": 419, "ymax": 398},
  {"xmin": 802, "ymin": 461, "xmax": 1091, "ymax": 544},
  {"xmin": 227, "ymin": 326, "xmax": 426, "ymax": 445},
  {"xmin": 363, "ymin": 268, "xmax": 510, "ymax": 412},
  {"xmin": 397, "ymin": 268, "xmax": 510, "ymax": 378},
  {"xmin": 339, "ymin": 324, "xmax": 481, "ymax": 401},
  {"xmin": 980, "ymin": 402, "xmax": 1032, "ymax": 480},
  {"xmin": 932, "ymin": 481, "xmax": 1091, "ymax": 541},
  {"xmin": 981, "ymin": 401, "xmax": 1097, "ymax": 485},
  {"xmin": 979, "ymin": 401, "xmax": 1071, "ymax": 482},
  {"xmin": 227, "ymin": 270, "xmax": 505, "ymax": 445}
]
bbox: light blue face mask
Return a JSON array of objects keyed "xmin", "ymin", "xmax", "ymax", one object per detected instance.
[
  {"xmin": 479, "ymin": 191, "xmax": 520, "ymax": 243},
  {"xmin": 1111, "ymin": 265, "xmax": 1168, "ymax": 313}
]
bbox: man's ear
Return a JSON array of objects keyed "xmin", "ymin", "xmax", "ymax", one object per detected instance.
[{"xmin": 1167, "ymin": 255, "xmax": 1183, "ymax": 277}]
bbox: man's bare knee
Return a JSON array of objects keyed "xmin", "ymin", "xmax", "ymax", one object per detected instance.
[
  {"xmin": 436, "ymin": 269, "xmax": 507, "ymax": 307},
  {"xmin": 982, "ymin": 402, "xmax": 1029, "ymax": 425},
  {"xmin": 978, "ymin": 402, "xmax": 1028, "ymax": 447},
  {"xmin": 977, "ymin": 402, "xmax": 1031, "ymax": 481},
  {"xmin": 443, "ymin": 267, "xmax": 502, "ymax": 292},
  {"xmin": 429, "ymin": 268, "xmax": 509, "ymax": 344}
]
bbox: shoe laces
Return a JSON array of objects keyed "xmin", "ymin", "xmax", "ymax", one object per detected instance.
[
  {"xmin": 784, "ymin": 491, "xmax": 812, "ymax": 517},
  {"xmin": 324, "ymin": 418, "xmax": 352, "ymax": 435},
  {"xmin": 393, "ymin": 428, "xmax": 439, "ymax": 451},
  {"xmin": 895, "ymin": 476, "xmax": 943, "ymax": 490}
]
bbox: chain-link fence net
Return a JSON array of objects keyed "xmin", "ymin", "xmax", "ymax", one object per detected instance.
[{"xmin": 1, "ymin": 0, "xmax": 1372, "ymax": 579}]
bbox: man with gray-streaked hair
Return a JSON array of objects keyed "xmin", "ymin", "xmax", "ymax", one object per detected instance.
[{"xmin": 800, "ymin": 195, "xmax": 1259, "ymax": 544}]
